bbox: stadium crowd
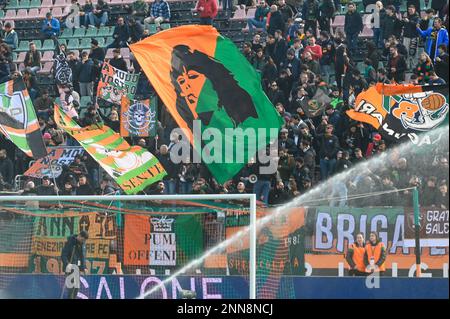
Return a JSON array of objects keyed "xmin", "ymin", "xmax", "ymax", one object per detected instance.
[{"xmin": 0, "ymin": 0, "xmax": 448, "ymax": 209}]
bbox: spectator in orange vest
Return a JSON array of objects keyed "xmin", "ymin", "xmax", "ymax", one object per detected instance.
[
  {"xmin": 346, "ymin": 232, "xmax": 367, "ymax": 276},
  {"xmin": 364, "ymin": 231, "xmax": 387, "ymax": 275}
]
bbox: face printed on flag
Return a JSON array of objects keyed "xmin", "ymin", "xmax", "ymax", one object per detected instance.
[
  {"xmin": 169, "ymin": 44, "xmax": 259, "ymax": 129},
  {"xmin": 130, "ymin": 26, "xmax": 284, "ymax": 184}
]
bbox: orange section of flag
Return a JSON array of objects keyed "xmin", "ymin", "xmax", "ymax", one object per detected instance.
[
  {"xmin": 124, "ymin": 215, "xmax": 151, "ymax": 266},
  {"xmin": 129, "ymin": 25, "xmax": 219, "ymax": 142}
]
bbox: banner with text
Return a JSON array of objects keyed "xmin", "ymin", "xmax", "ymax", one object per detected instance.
[
  {"xmin": 404, "ymin": 208, "xmax": 449, "ymax": 247},
  {"xmin": 24, "ymin": 147, "xmax": 84, "ymax": 178},
  {"xmin": 123, "ymin": 214, "xmax": 204, "ymax": 268}
]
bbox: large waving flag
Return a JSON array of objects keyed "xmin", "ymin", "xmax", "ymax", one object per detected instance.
[
  {"xmin": 130, "ymin": 25, "xmax": 284, "ymax": 184},
  {"xmin": 0, "ymin": 78, "xmax": 47, "ymax": 159},
  {"xmin": 347, "ymin": 83, "xmax": 449, "ymax": 142},
  {"xmin": 54, "ymin": 104, "xmax": 166, "ymax": 194}
]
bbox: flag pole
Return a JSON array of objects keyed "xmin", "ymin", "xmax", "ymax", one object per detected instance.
[{"xmin": 413, "ymin": 187, "xmax": 422, "ymax": 277}]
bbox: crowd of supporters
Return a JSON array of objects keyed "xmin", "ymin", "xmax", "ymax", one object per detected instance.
[{"xmin": 0, "ymin": 0, "xmax": 448, "ymax": 209}]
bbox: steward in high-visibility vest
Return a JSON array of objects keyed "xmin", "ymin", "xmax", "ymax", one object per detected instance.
[
  {"xmin": 364, "ymin": 232, "xmax": 387, "ymax": 274},
  {"xmin": 345, "ymin": 233, "xmax": 367, "ymax": 276}
]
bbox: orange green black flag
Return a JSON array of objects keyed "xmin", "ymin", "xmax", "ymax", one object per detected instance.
[
  {"xmin": 54, "ymin": 104, "xmax": 166, "ymax": 194},
  {"xmin": 130, "ymin": 25, "xmax": 284, "ymax": 184},
  {"xmin": 346, "ymin": 83, "xmax": 448, "ymax": 142}
]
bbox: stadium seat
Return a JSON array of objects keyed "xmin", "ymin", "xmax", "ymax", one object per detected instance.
[
  {"xmin": 13, "ymin": 51, "xmax": 26, "ymax": 64},
  {"xmin": 38, "ymin": 7, "xmax": 50, "ymax": 18},
  {"xmin": 53, "ymin": 0, "xmax": 68, "ymax": 8},
  {"xmin": 27, "ymin": 8, "xmax": 39, "ymax": 19},
  {"xmin": 19, "ymin": 0, "xmax": 31, "ymax": 9},
  {"xmin": 160, "ymin": 23, "xmax": 171, "ymax": 30},
  {"xmin": 79, "ymin": 38, "xmax": 92, "ymax": 49},
  {"xmin": 105, "ymin": 48, "xmax": 114, "ymax": 60},
  {"xmin": 52, "ymin": 7, "xmax": 64, "ymax": 18},
  {"xmin": 30, "ymin": 0, "xmax": 41, "ymax": 8},
  {"xmin": 98, "ymin": 26, "xmax": 113, "ymax": 37},
  {"xmin": 67, "ymin": 38, "xmax": 80, "ymax": 50},
  {"xmin": 105, "ymin": 36, "xmax": 114, "ymax": 46},
  {"xmin": 40, "ymin": 0, "xmax": 52, "ymax": 7},
  {"xmin": 97, "ymin": 38, "xmax": 105, "ymax": 47},
  {"xmin": 16, "ymin": 9, "xmax": 29, "ymax": 20},
  {"xmin": 85, "ymin": 26, "xmax": 97, "ymax": 38},
  {"xmin": 120, "ymin": 47, "xmax": 130, "ymax": 59},
  {"xmin": 34, "ymin": 40, "xmax": 42, "ymax": 50},
  {"xmin": 331, "ymin": 15, "xmax": 345, "ymax": 29},
  {"xmin": 41, "ymin": 39, "xmax": 54, "ymax": 51},
  {"xmin": 2, "ymin": 10, "xmax": 17, "ymax": 21},
  {"xmin": 361, "ymin": 26, "xmax": 374, "ymax": 38},
  {"xmin": 230, "ymin": 8, "xmax": 246, "ymax": 20},
  {"xmin": 37, "ymin": 61, "xmax": 53, "ymax": 75},
  {"xmin": 60, "ymin": 28, "xmax": 73, "ymax": 39},
  {"xmin": 16, "ymin": 40, "xmax": 30, "ymax": 52},
  {"xmin": 73, "ymin": 27, "xmax": 86, "ymax": 38},
  {"xmin": 147, "ymin": 24, "xmax": 157, "ymax": 34},
  {"xmin": 41, "ymin": 50, "xmax": 54, "ymax": 62},
  {"xmin": 6, "ymin": 0, "xmax": 19, "ymax": 10},
  {"xmin": 246, "ymin": 7, "xmax": 256, "ymax": 19}
]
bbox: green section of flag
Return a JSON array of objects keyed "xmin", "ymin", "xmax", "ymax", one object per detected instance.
[{"xmin": 195, "ymin": 35, "xmax": 284, "ymax": 184}]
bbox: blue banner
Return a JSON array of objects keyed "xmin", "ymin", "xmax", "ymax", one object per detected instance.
[{"xmin": 0, "ymin": 275, "xmax": 447, "ymax": 299}]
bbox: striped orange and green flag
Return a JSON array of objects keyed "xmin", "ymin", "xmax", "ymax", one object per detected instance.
[
  {"xmin": 130, "ymin": 25, "xmax": 284, "ymax": 184},
  {"xmin": 54, "ymin": 104, "xmax": 166, "ymax": 194},
  {"xmin": 0, "ymin": 78, "xmax": 47, "ymax": 159}
]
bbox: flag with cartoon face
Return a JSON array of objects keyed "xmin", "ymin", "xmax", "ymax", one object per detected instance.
[
  {"xmin": 130, "ymin": 25, "xmax": 284, "ymax": 184},
  {"xmin": 346, "ymin": 83, "xmax": 449, "ymax": 142}
]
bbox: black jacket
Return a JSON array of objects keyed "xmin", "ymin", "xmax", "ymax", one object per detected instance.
[
  {"xmin": 109, "ymin": 57, "xmax": 128, "ymax": 72},
  {"xmin": 344, "ymin": 11, "xmax": 363, "ymax": 35},
  {"xmin": 89, "ymin": 47, "xmax": 105, "ymax": 64},
  {"xmin": 0, "ymin": 157, "xmax": 14, "ymax": 185},
  {"xmin": 402, "ymin": 12, "xmax": 420, "ymax": 38},
  {"xmin": 318, "ymin": 134, "xmax": 339, "ymax": 159},
  {"xmin": 268, "ymin": 11, "xmax": 285, "ymax": 35},
  {"xmin": 435, "ymin": 52, "xmax": 449, "ymax": 82},
  {"xmin": 61, "ymin": 235, "xmax": 86, "ymax": 272},
  {"xmin": 112, "ymin": 24, "xmax": 130, "ymax": 43},
  {"xmin": 36, "ymin": 184, "xmax": 57, "ymax": 195},
  {"xmin": 76, "ymin": 184, "xmax": 95, "ymax": 195},
  {"xmin": 382, "ymin": 14, "xmax": 402, "ymax": 40}
]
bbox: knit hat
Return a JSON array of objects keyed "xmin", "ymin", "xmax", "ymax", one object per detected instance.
[{"xmin": 43, "ymin": 132, "xmax": 52, "ymax": 139}]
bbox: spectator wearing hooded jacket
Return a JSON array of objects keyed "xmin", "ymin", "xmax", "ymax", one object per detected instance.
[{"xmin": 417, "ymin": 18, "xmax": 449, "ymax": 61}]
